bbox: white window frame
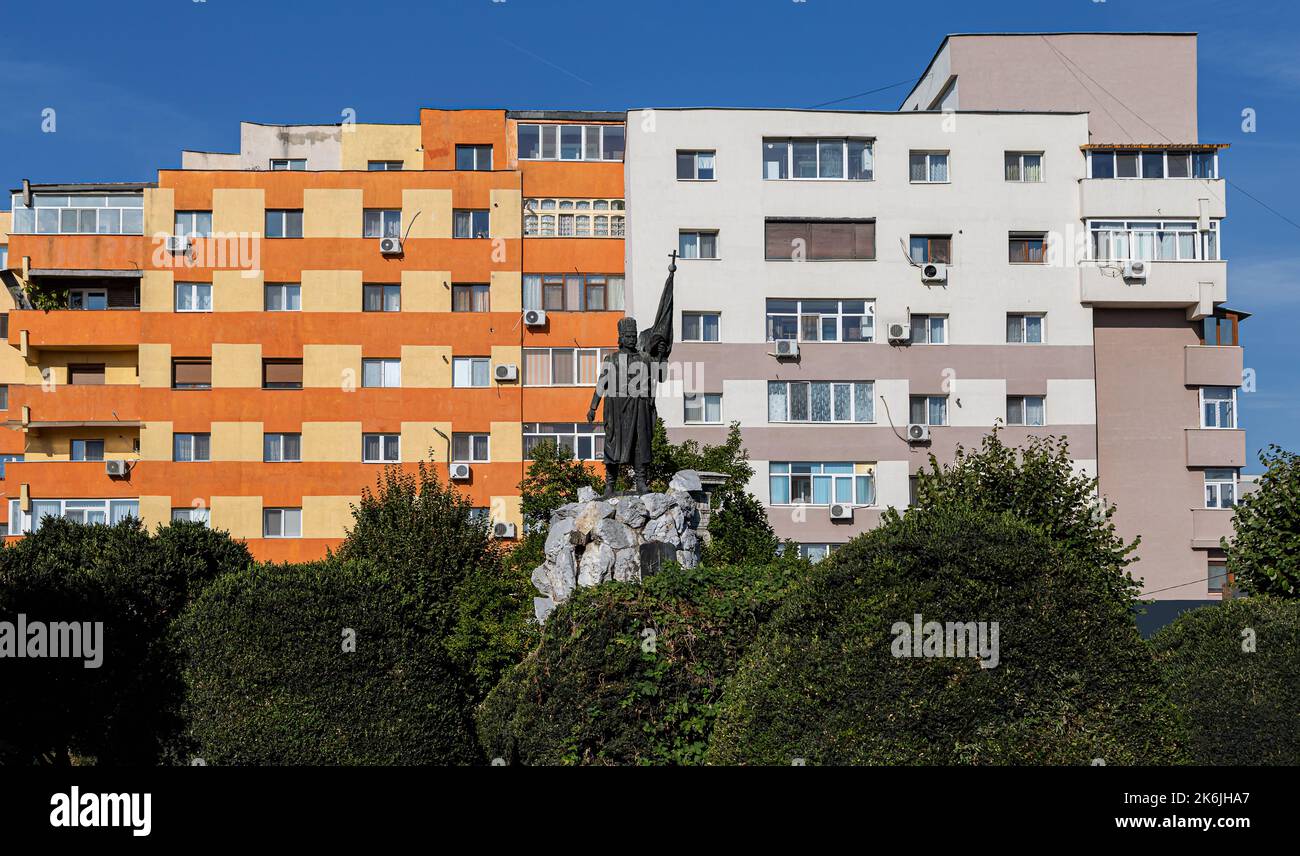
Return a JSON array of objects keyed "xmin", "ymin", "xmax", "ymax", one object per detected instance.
[
  {"xmin": 681, "ymin": 312, "xmax": 721, "ymax": 342},
  {"xmin": 363, "ymin": 209, "xmax": 402, "ymax": 239},
  {"xmin": 909, "ymin": 314, "xmax": 948, "ymax": 344},
  {"xmin": 171, "ymin": 507, "xmax": 211, "ymax": 525},
  {"xmin": 522, "ymin": 348, "xmax": 613, "ymax": 387},
  {"xmin": 1200, "ymin": 386, "xmax": 1237, "ymax": 429},
  {"xmin": 678, "ymin": 230, "xmax": 719, "ymax": 260},
  {"xmin": 264, "ymin": 283, "xmax": 301, "ymax": 312},
  {"xmin": 910, "ymin": 395, "xmax": 949, "ymax": 426},
  {"xmin": 265, "ymin": 209, "xmax": 303, "ymax": 239},
  {"xmin": 523, "ymin": 199, "xmax": 625, "ymax": 238},
  {"xmin": 263, "ymin": 507, "xmax": 302, "ymax": 538},
  {"xmin": 1004, "ymin": 151, "xmax": 1044, "ymax": 182},
  {"xmin": 367, "ymin": 160, "xmax": 405, "ymax": 171},
  {"xmin": 1204, "ymin": 469, "xmax": 1239, "ymax": 509},
  {"xmin": 173, "ymin": 210, "xmax": 213, "ymax": 238},
  {"xmin": 361, "ymin": 358, "xmax": 402, "ymax": 389},
  {"xmin": 174, "ymin": 282, "xmax": 212, "ymax": 313},
  {"xmin": 676, "ymin": 150, "xmax": 717, "ymax": 181},
  {"xmin": 70, "ymin": 439, "xmax": 106, "ymax": 462},
  {"xmin": 761, "ymin": 138, "xmax": 874, "ymax": 181},
  {"xmin": 453, "ymin": 357, "xmax": 491, "ymax": 388},
  {"xmin": 517, "ymin": 124, "xmax": 624, "ymax": 162},
  {"xmin": 909, "ymin": 151, "xmax": 950, "ymax": 184},
  {"xmin": 362, "ymin": 433, "xmax": 401, "ymax": 463},
  {"xmin": 768, "ymin": 381, "xmax": 875, "ymax": 424},
  {"xmin": 269, "ymin": 159, "xmax": 306, "ymax": 171},
  {"xmin": 1006, "ymin": 313, "xmax": 1046, "ymax": 344},
  {"xmin": 69, "ymin": 288, "xmax": 108, "ymax": 311},
  {"xmin": 263, "ymin": 432, "xmax": 302, "ymax": 463},
  {"xmin": 452, "ymin": 432, "xmax": 491, "ymax": 463},
  {"xmin": 9, "ymin": 498, "xmax": 139, "ymax": 534},
  {"xmin": 454, "ymin": 145, "xmax": 492, "ymax": 171},
  {"xmin": 1088, "ymin": 219, "xmax": 1219, "ymax": 262},
  {"xmin": 1006, "ymin": 395, "xmax": 1046, "ymax": 427},
  {"xmin": 683, "ymin": 392, "xmax": 723, "ymax": 424},
  {"xmin": 522, "ymin": 423, "xmax": 604, "ymax": 461},
  {"xmin": 453, "ymin": 209, "xmax": 490, "ymax": 239},
  {"xmin": 173, "ymin": 432, "xmax": 211, "ymax": 462},
  {"xmin": 766, "ymin": 298, "xmax": 875, "ymax": 343},
  {"xmin": 9, "ymin": 193, "xmax": 144, "ymax": 236},
  {"xmin": 769, "ymin": 463, "xmax": 877, "ymax": 507}
]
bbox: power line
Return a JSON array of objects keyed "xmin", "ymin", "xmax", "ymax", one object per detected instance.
[
  {"xmin": 1037, "ymin": 35, "xmax": 1136, "ymax": 141},
  {"xmin": 810, "ymin": 76, "xmax": 924, "ymax": 109}
]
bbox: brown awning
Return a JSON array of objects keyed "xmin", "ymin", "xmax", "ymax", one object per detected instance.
[{"xmin": 1080, "ymin": 143, "xmax": 1229, "ymax": 150}]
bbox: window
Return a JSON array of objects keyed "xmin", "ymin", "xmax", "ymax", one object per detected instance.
[
  {"xmin": 1207, "ymin": 558, "xmax": 1230, "ymax": 594},
  {"xmin": 175, "ymin": 282, "xmax": 212, "ymax": 312},
  {"xmin": 909, "ymin": 151, "xmax": 949, "ymax": 183},
  {"xmin": 523, "ymin": 274, "xmax": 624, "ymax": 312},
  {"xmin": 678, "ymin": 230, "xmax": 718, "ymax": 259},
  {"xmin": 769, "ymin": 462, "xmax": 876, "ymax": 506},
  {"xmin": 1089, "ymin": 220, "xmax": 1219, "ymax": 262},
  {"xmin": 1006, "ymin": 313, "xmax": 1045, "ymax": 344},
  {"xmin": 68, "ymin": 363, "xmax": 106, "ymax": 385},
  {"xmin": 453, "ymin": 357, "xmax": 491, "ymax": 388},
  {"xmin": 263, "ymin": 433, "xmax": 302, "ymax": 462},
  {"xmin": 172, "ymin": 359, "xmax": 212, "ymax": 390},
  {"xmin": 766, "ymin": 299, "xmax": 874, "ymax": 342},
  {"xmin": 1009, "ymin": 233, "xmax": 1047, "ymax": 264},
  {"xmin": 1201, "ymin": 310, "xmax": 1242, "ymax": 346},
  {"xmin": 682, "ymin": 312, "xmax": 720, "ymax": 342},
  {"xmin": 761, "ymin": 139, "xmax": 873, "ymax": 181},
  {"xmin": 270, "ymin": 159, "xmax": 306, "ymax": 171},
  {"xmin": 172, "ymin": 507, "xmax": 210, "ymax": 525},
  {"xmin": 524, "ymin": 199, "xmax": 625, "ymax": 237},
  {"xmin": 517, "ymin": 124, "xmax": 624, "ymax": 161},
  {"xmin": 265, "ymin": 283, "xmax": 301, "ymax": 311},
  {"xmin": 452, "ymin": 432, "xmax": 490, "ymax": 463},
  {"xmin": 768, "ymin": 381, "xmax": 874, "ymax": 423},
  {"xmin": 795, "ymin": 543, "xmax": 843, "ymax": 563},
  {"xmin": 909, "ymin": 235, "xmax": 951, "ymax": 264},
  {"xmin": 362, "ymin": 433, "xmax": 401, "ymax": 463},
  {"xmin": 1004, "ymin": 152, "xmax": 1043, "ymax": 182},
  {"xmin": 263, "ymin": 359, "xmax": 303, "ymax": 390},
  {"xmin": 68, "ymin": 289, "xmax": 108, "ymax": 310},
  {"xmin": 455, "ymin": 145, "xmax": 492, "ymax": 171},
  {"xmin": 909, "ymin": 314, "xmax": 947, "ymax": 344},
  {"xmin": 363, "ymin": 209, "xmax": 402, "ymax": 239},
  {"xmin": 453, "ymin": 209, "xmax": 489, "ymax": 239},
  {"xmin": 522, "ymin": 348, "xmax": 613, "ymax": 386},
  {"xmin": 676, "ymin": 150, "xmax": 716, "ymax": 180},
  {"xmin": 1088, "ymin": 149, "xmax": 1218, "ymax": 179},
  {"xmin": 367, "ymin": 160, "xmax": 404, "ymax": 171},
  {"xmin": 0, "ymin": 385, "xmax": 6, "ymax": 411},
  {"xmin": 173, "ymin": 433, "xmax": 211, "ymax": 462},
  {"xmin": 0, "ymin": 452, "xmax": 21, "ymax": 478},
  {"xmin": 1, "ymin": 245, "xmax": 8, "ymax": 268},
  {"xmin": 765, "ymin": 219, "xmax": 875, "ymax": 261},
  {"xmin": 70, "ymin": 439, "xmax": 105, "ymax": 462},
  {"xmin": 1201, "ymin": 387, "xmax": 1237, "ymax": 428},
  {"xmin": 684, "ymin": 393, "xmax": 722, "ymax": 424},
  {"xmin": 263, "ymin": 508, "xmax": 302, "ymax": 538},
  {"xmin": 362, "ymin": 358, "xmax": 401, "ymax": 388},
  {"xmin": 1006, "ymin": 395, "xmax": 1046, "ymax": 427},
  {"xmin": 362, "ymin": 284, "xmax": 401, "ymax": 312},
  {"xmin": 173, "ymin": 210, "xmax": 212, "ymax": 238},
  {"xmin": 8, "ymin": 498, "xmax": 139, "ymax": 534},
  {"xmin": 1205, "ymin": 469, "xmax": 1238, "ymax": 509},
  {"xmin": 452, "ymin": 284, "xmax": 490, "ymax": 312},
  {"xmin": 265, "ymin": 209, "xmax": 303, "ymax": 239},
  {"xmin": 523, "ymin": 423, "xmax": 604, "ymax": 461},
  {"xmin": 910, "ymin": 395, "xmax": 948, "ymax": 426},
  {"xmin": 9, "ymin": 193, "xmax": 144, "ymax": 235}
]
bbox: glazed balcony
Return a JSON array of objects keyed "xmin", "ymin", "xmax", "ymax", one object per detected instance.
[{"xmin": 1080, "ymin": 260, "xmax": 1226, "ymax": 318}]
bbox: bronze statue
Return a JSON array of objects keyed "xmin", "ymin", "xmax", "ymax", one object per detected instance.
[{"xmin": 587, "ymin": 253, "xmax": 676, "ymax": 495}]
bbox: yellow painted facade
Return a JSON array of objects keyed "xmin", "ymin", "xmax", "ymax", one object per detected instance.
[
  {"xmin": 400, "ymin": 189, "xmax": 452, "ymax": 239},
  {"xmin": 302, "ymin": 421, "xmax": 363, "ymax": 462},
  {"xmin": 303, "ymin": 344, "xmax": 362, "ymax": 388},
  {"xmin": 301, "ymin": 494, "xmax": 361, "ymax": 538},
  {"xmin": 211, "ymin": 421, "xmax": 265, "ymax": 462},
  {"xmin": 399, "ymin": 270, "xmax": 451, "ymax": 312},
  {"xmin": 211, "ymin": 343, "xmax": 263, "ymax": 388},
  {"xmin": 301, "ymin": 270, "xmax": 362, "ymax": 312},
  {"xmin": 303, "ymin": 188, "xmax": 363, "ymax": 238},
  {"xmin": 340, "ymin": 124, "xmax": 423, "ymax": 171},
  {"xmin": 211, "ymin": 188, "xmax": 266, "ymax": 236}
]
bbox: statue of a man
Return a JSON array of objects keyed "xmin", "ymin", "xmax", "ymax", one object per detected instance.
[{"xmin": 587, "ymin": 254, "xmax": 676, "ymax": 495}]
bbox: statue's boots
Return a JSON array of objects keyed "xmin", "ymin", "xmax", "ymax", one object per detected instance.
[
  {"xmin": 632, "ymin": 470, "xmax": 649, "ymax": 495},
  {"xmin": 602, "ymin": 468, "xmax": 619, "ymax": 497}
]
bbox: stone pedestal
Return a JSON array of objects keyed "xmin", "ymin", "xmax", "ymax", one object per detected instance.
[{"xmin": 531, "ymin": 471, "xmax": 704, "ymax": 622}]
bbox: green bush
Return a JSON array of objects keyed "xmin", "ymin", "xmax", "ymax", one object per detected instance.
[
  {"xmin": 179, "ymin": 560, "xmax": 478, "ymax": 765},
  {"xmin": 0, "ymin": 518, "xmax": 250, "ymax": 765},
  {"xmin": 477, "ymin": 560, "xmax": 802, "ymax": 765},
  {"xmin": 707, "ymin": 505, "xmax": 1185, "ymax": 765},
  {"xmin": 1151, "ymin": 597, "xmax": 1300, "ymax": 765},
  {"xmin": 1225, "ymin": 445, "xmax": 1300, "ymax": 597}
]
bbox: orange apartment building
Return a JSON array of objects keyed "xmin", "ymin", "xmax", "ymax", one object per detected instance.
[{"xmin": 0, "ymin": 109, "xmax": 626, "ymax": 561}]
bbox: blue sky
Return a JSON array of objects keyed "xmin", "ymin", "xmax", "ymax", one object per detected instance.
[{"xmin": 2, "ymin": 0, "xmax": 1296, "ymax": 467}]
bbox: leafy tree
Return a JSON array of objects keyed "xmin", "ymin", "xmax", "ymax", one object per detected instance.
[
  {"xmin": 1224, "ymin": 445, "xmax": 1300, "ymax": 597},
  {"xmin": 517, "ymin": 438, "xmax": 602, "ymax": 530},
  {"xmin": 707, "ymin": 504, "xmax": 1185, "ymax": 765},
  {"xmin": 477, "ymin": 560, "xmax": 802, "ymax": 766},
  {"xmin": 700, "ymin": 489, "xmax": 782, "ymax": 566},
  {"xmin": 1151, "ymin": 597, "xmax": 1300, "ymax": 765},
  {"xmin": 0, "ymin": 518, "xmax": 251, "ymax": 765},
  {"xmin": 180, "ymin": 559, "xmax": 478, "ymax": 765}
]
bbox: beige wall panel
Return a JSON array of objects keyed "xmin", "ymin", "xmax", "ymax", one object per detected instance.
[
  {"xmin": 489, "ymin": 271, "xmax": 521, "ymax": 313},
  {"xmin": 489, "ymin": 189, "xmax": 522, "ymax": 239},
  {"xmin": 212, "ymin": 343, "xmax": 262, "ymax": 388},
  {"xmin": 302, "ymin": 421, "xmax": 362, "ymax": 462},
  {"xmin": 303, "ymin": 188, "xmax": 363, "ymax": 238},
  {"xmin": 302, "ymin": 270, "xmax": 362, "ymax": 312},
  {"xmin": 211, "ymin": 421, "xmax": 264, "ymax": 462},
  {"xmin": 138, "ymin": 343, "xmax": 172, "ymax": 388},
  {"xmin": 401, "ymin": 189, "xmax": 452, "ymax": 239},
  {"xmin": 213, "ymin": 269, "xmax": 264, "ymax": 312},
  {"xmin": 140, "ymin": 270, "xmax": 174, "ymax": 313},
  {"xmin": 302, "ymin": 495, "xmax": 362, "ymax": 539},
  {"xmin": 304, "ymin": 344, "xmax": 362, "ymax": 389},
  {"xmin": 341, "ymin": 124, "xmax": 422, "ymax": 170},
  {"xmin": 489, "ymin": 421, "xmax": 522, "ymax": 463},
  {"xmin": 210, "ymin": 495, "xmax": 263, "ymax": 540},
  {"xmin": 401, "ymin": 422, "xmax": 452, "ymax": 463},
  {"xmin": 400, "ymin": 345, "xmax": 451, "ymax": 388},
  {"xmin": 143, "ymin": 187, "xmax": 176, "ymax": 241},
  {"xmin": 140, "ymin": 421, "xmax": 174, "ymax": 461},
  {"xmin": 137, "ymin": 495, "xmax": 172, "ymax": 530},
  {"xmin": 400, "ymin": 270, "xmax": 451, "ymax": 312},
  {"xmin": 490, "ymin": 345, "xmax": 522, "ymax": 387},
  {"xmin": 212, "ymin": 188, "xmax": 266, "ymax": 236},
  {"xmin": 490, "ymin": 495, "xmax": 523, "ymax": 533}
]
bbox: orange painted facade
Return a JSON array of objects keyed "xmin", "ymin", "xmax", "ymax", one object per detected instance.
[{"xmin": 1, "ymin": 109, "xmax": 625, "ymax": 558}]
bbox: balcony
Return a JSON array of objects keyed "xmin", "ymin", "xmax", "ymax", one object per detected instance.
[
  {"xmin": 1079, "ymin": 178, "xmax": 1226, "ymax": 220},
  {"xmin": 1080, "ymin": 260, "xmax": 1226, "ymax": 318},
  {"xmin": 4, "ymin": 461, "xmax": 141, "ymax": 499},
  {"xmin": 1190, "ymin": 507, "xmax": 1235, "ymax": 550},
  {"xmin": 1185, "ymin": 428, "xmax": 1247, "ymax": 468},
  {"xmin": 5, "ymin": 384, "xmax": 142, "ymax": 428},
  {"xmin": 9, "ymin": 309, "xmax": 141, "ymax": 353},
  {"xmin": 7, "ymin": 234, "xmax": 147, "ymax": 273},
  {"xmin": 1185, "ymin": 345, "xmax": 1243, "ymax": 387}
]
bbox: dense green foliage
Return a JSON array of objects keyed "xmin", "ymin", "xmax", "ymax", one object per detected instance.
[
  {"xmin": 179, "ymin": 559, "xmax": 478, "ymax": 765},
  {"xmin": 1225, "ymin": 445, "xmax": 1300, "ymax": 597},
  {"xmin": 707, "ymin": 504, "xmax": 1185, "ymax": 765},
  {"xmin": 1151, "ymin": 597, "xmax": 1300, "ymax": 765},
  {"xmin": 476, "ymin": 560, "xmax": 804, "ymax": 765},
  {"xmin": 0, "ymin": 519, "xmax": 250, "ymax": 764}
]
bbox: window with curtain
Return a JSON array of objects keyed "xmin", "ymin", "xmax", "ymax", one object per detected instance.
[
  {"xmin": 361, "ymin": 358, "xmax": 401, "ymax": 388},
  {"xmin": 523, "ymin": 274, "xmax": 624, "ymax": 311},
  {"xmin": 769, "ymin": 462, "xmax": 875, "ymax": 506},
  {"xmin": 363, "ymin": 209, "xmax": 401, "ymax": 239},
  {"xmin": 1004, "ymin": 152, "xmax": 1043, "ymax": 182},
  {"xmin": 263, "ymin": 433, "xmax": 302, "ymax": 462},
  {"xmin": 1006, "ymin": 395, "xmax": 1046, "ymax": 426},
  {"xmin": 1204, "ymin": 469, "xmax": 1238, "ymax": 508},
  {"xmin": 682, "ymin": 312, "xmax": 720, "ymax": 342},
  {"xmin": 768, "ymin": 381, "xmax": 872, "ymax": 423},
  {"xmin": 761, "ymin": 139, "xmax": 873, "ymax": 181},
  {"xmin": 1006, "ymin": 313, "xmax": 1045, "ymax": 344},
  {"xmin": 453, "ymin": 357, "xmax": 491, "ymax": 388},
  {"xmin": 362, "ymin": 433, "xmax": 401, "ymax": 463},
  {"xmin": 683, "ymin": 393, "xmax": 722, "ymax": 423},
  {"xmin": 908, "ymin": 235, "xmax": 951, "ymax": 264},
  {"xmin": 452, "ymin": 284, "xmax": 490, "ymax": 312},
  {"xmin": 363, "ymin": 284, "xmax": 401, "ymax": 312},
  {"xmin": 1202, "ymin": 387, "xmax": 1236, "ymax": 428},
  {"xmin": 452, "ymin": 433, "xmax": 490, "ymax": 462},
  {"xmin": 909, "ymin": 151, "xmax": 948, "ymax": 182},
  {"xmin": 173, "ymin": 433, "xmax": 211, "ymax": 462},
  {"xmin": 910, "ymin": 395, "xmax": 948, "ymax": 426},
  {"xmin": 1008, "ymin": 233, "xmax": 1047, "ymax": 264}
]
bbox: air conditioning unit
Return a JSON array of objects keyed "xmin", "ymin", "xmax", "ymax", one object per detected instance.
[
  {"xmin": 523, "ymin": 309, "xmax": 547, "ymax": 327},
  {"xmin": 449, "ymin": 462, "xmax": 471, "ymax": 481},
  {"xmin": 921, "ymin": 262, "xmax": 948, "ymax": 284},
  {"xmin": 105, "ymin": 460, "xmax": 129, "ymax": 477},
  {"xmin": 493, "ymin": 521, "xmax": 517, "ymax": 539},
  {"xmin": 494, "ymin": 363, "xmax": 518, "ymax": 382},
  {"xmin": 1123, "ymin": 260, "xmax": 1147, "ymax": 281},
  {"xmin": 379, "ymin": 236, "xmax": 402, "ymax": 255},
  {"xmin": 829, "ymin": 503, "xmax": 854, "ymax": 521},
  {"xmin": 887, "ymin": 321, "xmax": 911, "ymax": 343},
  {"xmin": 165, "ymin": 235, "xmax": 190, "ymax": 253},
  {"xmin": 907, "ymin": 424, "xmax": 931, "ymax": 443},
  {"xmin": 774, "ymin": 339, "xmax": 799, "ymax": 358}
]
